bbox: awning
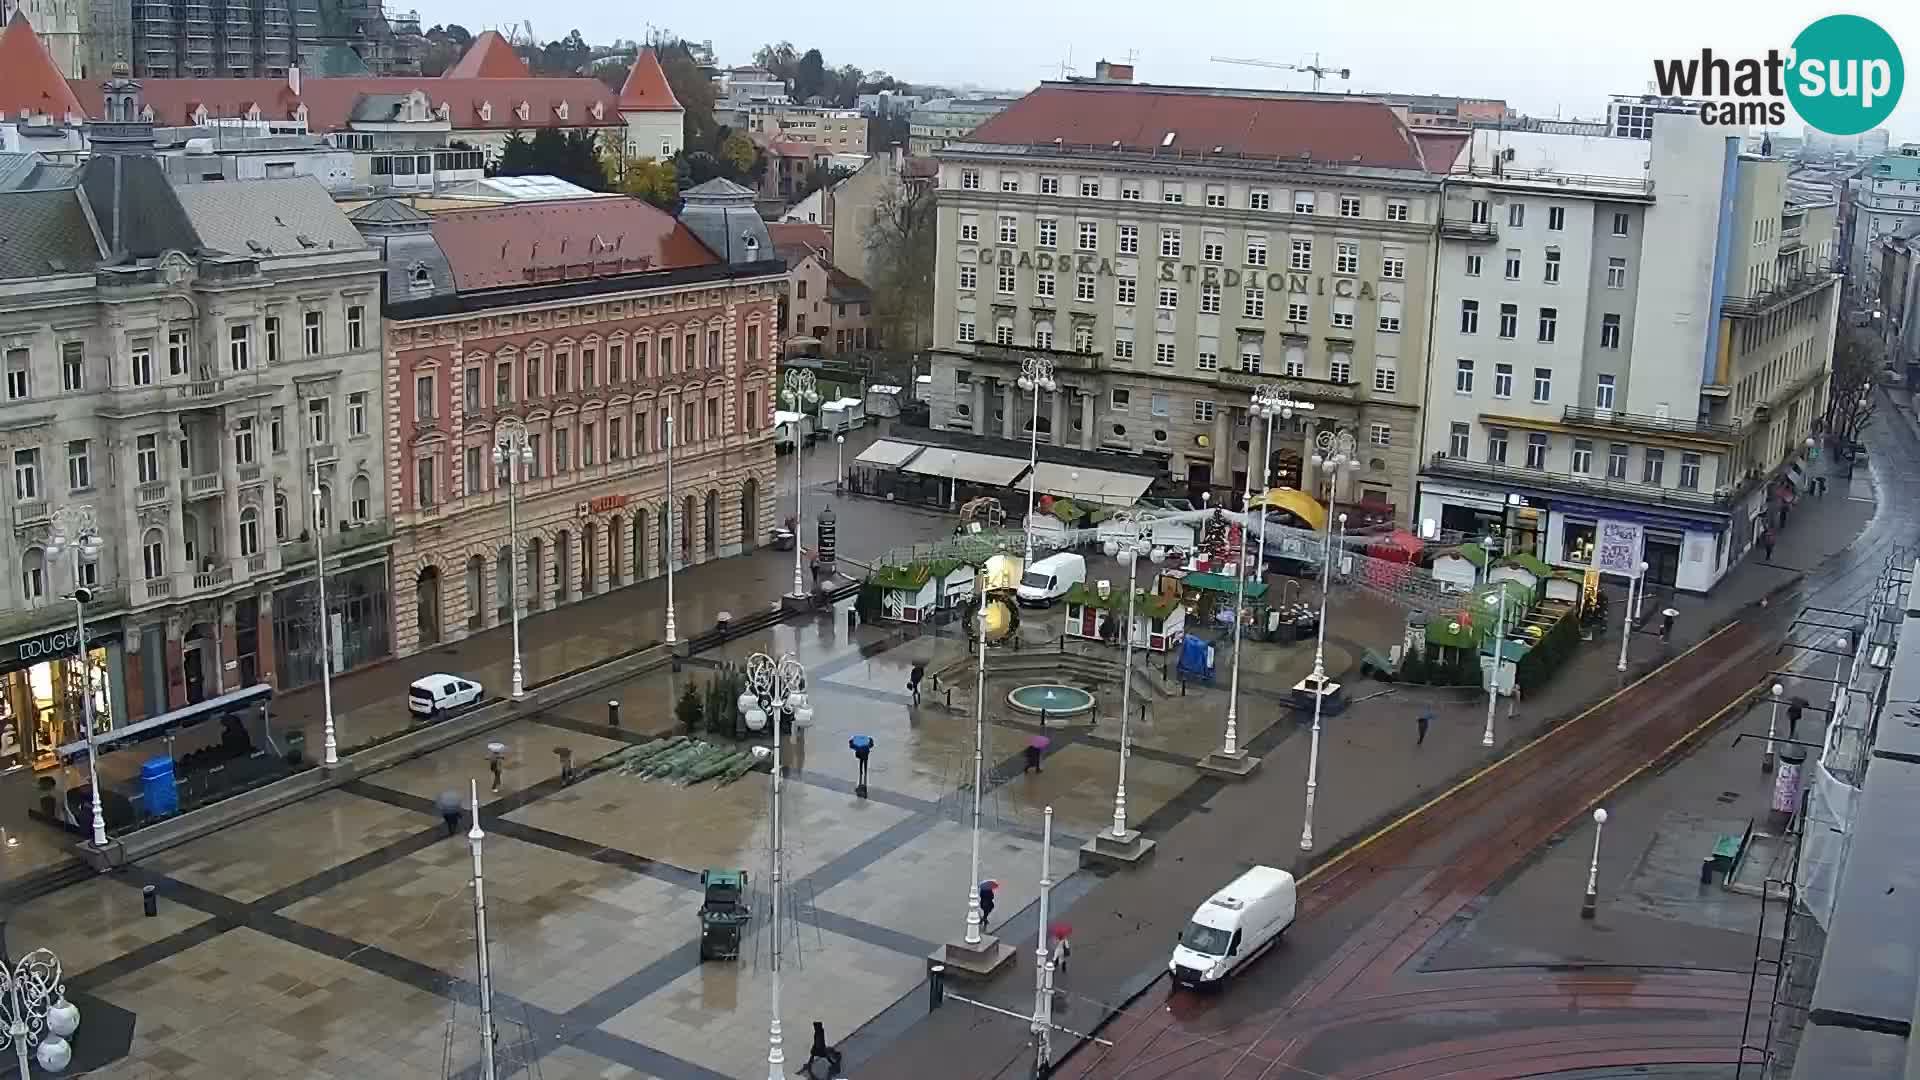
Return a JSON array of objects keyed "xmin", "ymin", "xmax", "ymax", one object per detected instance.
[
  {"xmin": 853, "ymin": 439, "xmax": 924, "ymax": 468},
  {"xmin": 1249, "ymin": 487, "xmax": 1328, "ymax": 531},
  {"xmin": 61, "ymin": 683, "xmax": 273, "ymax": 763},
  {"xmin": 1028, "ymin": 461, "xmax": 1154, "ymax": 507},
  {"xmin": 902, "ymin": 448, "xmax": 1029, "ymax": 486}
]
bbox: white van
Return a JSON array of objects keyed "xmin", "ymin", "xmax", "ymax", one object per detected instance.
[
  {"xmin": 1169, "ymin": 866, "xmax": 1297, "ymax": 987},
  {"xmin": 409, "ymin": 674, "xmax": 484, "ymax": 718},
  {"xmin": 1016, "ymin": 552, "xmax": 1086, "ymax": 607}
]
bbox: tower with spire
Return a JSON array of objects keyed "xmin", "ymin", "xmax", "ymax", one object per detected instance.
[{"xmin": 86, "ymin": 58, "xmax": 154, "ymax": 155}]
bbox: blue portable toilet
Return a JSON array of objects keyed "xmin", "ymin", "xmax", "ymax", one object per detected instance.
[
  {"xmin": 1178, "ymin": 635, "xmax": 1217, "ymax": 682},
  {"xmin": 140, "ymin": 756, "xmax": 178, "ymax": 817}
]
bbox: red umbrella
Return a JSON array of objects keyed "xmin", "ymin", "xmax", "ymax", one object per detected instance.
[{"xmin": 1050, "ymin": 920, "xmax": 1073, "ymax": 942}]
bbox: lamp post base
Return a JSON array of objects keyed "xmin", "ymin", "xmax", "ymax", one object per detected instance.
[
  {"xmin": 780, "ymin": 593, "xmax": 815, "ymax": 614},
  {"xmin": 1580, "ymin": 890, "xmax": 1598, "ymax": 919},
  {"xmin": 1197, "ymin": 749, "xmax": 1262, "ymax": 778},
  {"xmin": 1080, "ymin": 829, "xmax": 1157, "ymax": 869},
  {"xmin": 930, "ymin": 935, "xmax": 1016, "ymax": 977}
]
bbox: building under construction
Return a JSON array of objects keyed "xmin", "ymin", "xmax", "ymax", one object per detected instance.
[{"xmin": 2, "ymin": 0, "xmax": 421, "ymax": 78}]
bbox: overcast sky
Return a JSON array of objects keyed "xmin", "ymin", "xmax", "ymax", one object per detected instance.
[{"xmin": 424, "ymin": 0, "xmax": 1920, "ymax": 141}]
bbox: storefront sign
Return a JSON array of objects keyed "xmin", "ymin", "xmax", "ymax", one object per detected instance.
[
  {"xmin": 1594, "ymin": 519, "xmax": 1646, "ymax": 576},
  {"xmin": 584, "ymin": 494, "xmax": 631, "ymax": 515},
  {"xmin": 976, "ymin": 249, "xmax": 1386, "ymax": 299},
  {"xmin": 11, "ymin": 624, "xmax": 119, "ymax": 668}
]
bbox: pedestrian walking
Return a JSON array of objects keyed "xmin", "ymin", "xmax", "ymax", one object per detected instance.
[
  {"xmin": 1788, "ymin": 699, "xmax": 1805, "ymax": 739},
  {"xmin": 798, "ymin": 1020, "xmax": 842, "ymax": 1078},
  {"xmin": 849, "ymin": 735, "xmax": 873, "ymax": 788},
  {"xmin": 1762, "ymin": 529, "xmax": 1776, "ymax": 562},
  {"xmin": 1051, "ymin": 933, "xmax": 1071, "ymax": 974},
  {"xmin": 486, "ymin": 742, "xmax": 506, "ymax": 793},
  {"xmin": 907, "ymin": 663, "xmax": 925, "ymax": 706},
  {"xmin": 1023, "ymin": 735, "xmax": 1049, "ymax": 773},
  {"xmin": 1415, "ymin": 708, "xmax": 1432, "ymax": 746},
  {"xmin": 435, "ymin": 790, "xmax": 461, "ymax": 837},
  {"xmin": 978, "ymin": 881, "xmax": 997, "ymax": 927}
]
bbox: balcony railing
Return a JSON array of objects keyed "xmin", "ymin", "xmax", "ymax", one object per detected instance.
[
  {"xmin": 1449, "ymin": 161, "xmax": 1655, "ymax": 197},
  {"xmin": 137, "ymin": 482, "xmax": 169, "ymax": 506},
  {"xmin": 238, "ymin": 464, "xmax": 264, "ymax": 486},
  {"xmin": 1439, "ymin": 218, "xmax": 1499, "ymax": 242},
  {"xmin": 1216, "ymin": 369, "xmax": 1360, "ymax": 400},
  {"xmin": 142, "ymin": 578, "xmax": 173, "ymax": 603},
  {"xmin": 1424, "ymin": 452, "xmax": 1731, "ymax": 511},
  {"xmin": 193, "ymin": 564, "xmax": 234, "ymax": 590},
  {"xmin": 186, "ymin": 473, "xmax": 223, "ymax": 499},
  {"xmin": 966, "ymin": 341, "xmax": 1103, "ymax": 372},
  {"xmin": 309, "ymin": 443, "xmax": 339, "ymax": 464},
  {"xmin": 1560, "ymin": 405, "xmax": 1742, "ymax": 441},
  {"xmin": 1721, "ymin": 261, "xmax": 1839, "ymax": 317},
  {"xmin": 12, "ymin": 500, "xmax": 49, "ymax": 527},
  {"xmin": 247, "ymin": 554, "xmax": 270, "ymax": 574}
]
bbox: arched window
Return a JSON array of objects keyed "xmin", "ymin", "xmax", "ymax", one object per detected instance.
[
  {"xmin": 239, "ymin": 507, "xmax": 260, "ymax": 556},
  {"xmin": 315, "ymin": 483, "xmax": 332, "ymax": 532},
  {"xmin": 274, "ymin": 492, "xmax": 289, "ymax": 540},
  {"xmin": 143, "ymin": 528, "xmax": 166, "ymax": 580},
  {"xmin": 410, "ymin": 265, "xmax": 431, "ymax": 290},
  {"xmin": 20, "ymin": 547, "xmax": 44, "ymax": 601},
  {"xmin": 350, "ymin": 474, "xmax": 371, "ymax": 522}
]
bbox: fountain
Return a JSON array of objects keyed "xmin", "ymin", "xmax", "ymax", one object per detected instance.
[{"xmin": 1006, "ymin": 684, "xmax": 1096, "ymax": 719}]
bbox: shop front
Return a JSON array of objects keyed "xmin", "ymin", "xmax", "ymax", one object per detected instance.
[
  {"xmin": 273, "ymin": 560, "xmax": 392, "ymax": 692},
  {"xmin": 1540, "ymin": 504, "xmax": 1730, "ymax": 593},
  {"xmin": 0, "ymin": 621, "xmax": 127, "ymax": 775}
]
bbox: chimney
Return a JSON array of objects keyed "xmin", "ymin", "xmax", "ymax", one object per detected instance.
[
  {"xmin": 288, "ymin": 65, "xmax": 301, "ymax": 95},
  {"xmin": 1093, "ymin": 60, "xmax": 1134, "ymax": 84}
]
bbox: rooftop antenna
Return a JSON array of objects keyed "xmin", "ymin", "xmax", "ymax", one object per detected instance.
[{"xmin": 1057, "ymin": 45, "xmax": 1076, "ymax": 81}]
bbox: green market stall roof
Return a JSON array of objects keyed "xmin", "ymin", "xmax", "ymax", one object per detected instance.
[
  {"xmin": 1449, "ymin": 542, "xmax": 1491, "ymax": 569},
  {"xmin": 1496, "ymin": 553, "xmax": 1555, "ymax": 578},
  {"xmin": 869, "ymin": 559, "xmax": 969, "ymax": 591},
  {"xmin": 1063, "ymin": 581, "xmax": 1182, "ymax": 618},
  {"xmin": 1181, "ymin": 571, "xmax": 1270, "ymax": 602}
]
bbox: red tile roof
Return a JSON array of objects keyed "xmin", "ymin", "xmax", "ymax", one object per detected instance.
[
  {"xmin": 427, "ymin": 197, "xmax": 717, "ymax": 292},
  {"xmin": 966, "ymin": 83, "xmax": 1425, "ymax": 170},
  {"xmin": 0, "ymin": 11, "xmax": 83, "ymax": 119},
  {"xmin": 768, "ymin": 222, "xmax": 829, "ymax": 261},
  {"xmin": 442, "ymin": 31, "xmax": 529, "ymax": 79},
  {"xmin": 1410, "ymin": 131, "xmax": 1470, "ymax": 174},
  {"xmin": 65, "ymin": 74, "xmax": 620, "ymax": 132},
  {"xmin": 618, "ymin": 48, "xmax": 681, "ymax": 113}
]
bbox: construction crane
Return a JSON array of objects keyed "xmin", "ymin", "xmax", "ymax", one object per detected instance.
[{"xmin": 1212, "ymin": 54, "xmax": 1351, "ymax": 93}]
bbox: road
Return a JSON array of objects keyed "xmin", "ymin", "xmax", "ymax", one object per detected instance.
[{"xmin": 1051, "ymin": 401, "xmax": 1918, "ymax": 1079}]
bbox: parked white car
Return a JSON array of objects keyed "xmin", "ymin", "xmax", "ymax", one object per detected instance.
[{"xmin": 409, "ymin": 674, "xmax": 484, "ymax": 718}]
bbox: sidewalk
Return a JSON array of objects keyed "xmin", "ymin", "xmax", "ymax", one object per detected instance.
[{"xmin": 846, "ymin": 476, "xmax": 1868, "ymax": 1077}]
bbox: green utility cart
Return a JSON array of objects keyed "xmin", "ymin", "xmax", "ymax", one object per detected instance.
[{"xmin": 698, "ymin": 868, "xmax": 751, "ymax": 961}]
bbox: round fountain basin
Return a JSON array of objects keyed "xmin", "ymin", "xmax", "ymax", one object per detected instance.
[{"xmin": 1006, "ymin": 683, "xmax": 1095, "ymax": 718}]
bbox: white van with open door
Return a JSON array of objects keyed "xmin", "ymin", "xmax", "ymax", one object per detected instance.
[
  {"xmin": 1169, "ymin": 865, "xmax": 1296, "ymax": 987},
  {"xmin": 1016, "ymin": 552, "xmax": 1086, "ymax": 607},
  {"xmin": 409, "ymin": 674, "xmax": 484, "ymax": 719}
]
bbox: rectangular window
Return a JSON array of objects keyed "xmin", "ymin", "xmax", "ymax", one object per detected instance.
[
  {"xmin": 1607, "ymin": 443, "xmax": 1628, "ymax": 480},
  {"xmin": 553, "ymin": 428, "xmax": 570, "ymax": 473},
  {"xmin": 4, "ymin": 350, "xmax": 27, "ymax": 400},
  {"xmin": 1374, "ymin": 360, "xmax": 1397, "ymax": 392},
  {"xmin": 1487, "ymin": 427, "xmax": 1508, "ymax": 465},
  {"xmin": 998, "ymin": 215, "xmax": 1018, "ymax": 244},
  {"xmin": 228, "ymin": 323, "xmax": 251, "ymax": 371},
  {"xmin": 1547, "ymin": 206, "xmax": 1565, "ymax": 231},
  {"xmin": 1000, "ymin": 173, "xmax": 1021, "ymax": 193},
  {"xmin": 583, "ymin": 422, "xmax": 597, "ymax": 467},
  {"xmin": 1116, "ymin": 277, "xmax": 1137, "ymax": 305},
  {"xmin": 1289, "ymin": 237, "xmax": 1312, "ymax": 270},
  {"xmin": 1597, "ymin": 374, "xmax": 1617, "ymax": 410},
  {"xmin": 1037, "ymin": 272, "xmax": 1056, "ymax": 300},
  {"xmin": 1508, "ymin": 202, "xmax": 1526, "ymax": 227},
  {"xmin": 1378, "ymin": 313, "xmax": 1401, "ymax": 333},
  {"xmin": 1157, "ymin": 285, "xmax": 1178, "ymax": 310},
  {"xmin": 1339, "ymin": 195, "xmax": 1362, "ymax": 218},
  {"xmin": 66, "ymin": 439, "xmax": 91, "ymax": 491},
  {"xmin": 303, "ymin": 310, "xmax": 322, "ymax": 355},
  {"xmin": 1543, "ymin": 249, "xmax": 1561, "ymax": 283},
  {"xmin": 496, "ymin": 362, "xmax": 513, "ymax": 405},
  {"xmin": 960, "ymin": 221, "xmax": 979, "ymax": 242},
  {"xmin": 1076, "ymin": 274, "xmax": 1096, "ymax": 302},
  {"xmin": 1470, "ymin": 199, "xmax": 1490, "ymax": 224},
  {"xmin": 13, "ymin": 448, "xmax": 38, "ymax": 500},
  {"xmin": 1460, "ymin": 299, "xmax": 1479, "ymax": 334},
  {"xmin": 998, "ymin": 265, "xmax": 1016, "ymax": 294},
  {"xmin": 415, "ymin": 374, "xmax": 434, "ymax": 420},
  {"xmin": 1201, "ymin": 283, "xmax": 1221, "ymax": 313},
  {"xmin": 1504, "ymin": 251, "xmax": 1522, "ymax": 279},
  {"xmin": 1205, "ymin": 185, "xmax": 1227, "ymax": 208},
  {"xmin": 1369, "ymin": 423, "xmax": 1391, "ymax": 447},
  {"xmin": 1465, "ymin": 253, "xmax": 1482, "ymax": 277},
  {"xmin": 1381, "ymin": 255, "xmax": 1405, "ymax": 280},
  {"xmin": 1118, "ymin": 224, "xmax": 1139, "ymax": 254},
  {"xmin": 610, "ymin": 340, "xmax": 625, "ymax": 380},
  {"xmin": 1336, "ymin": 242, "xmax": 1358, "ymax": 275},
  {"xmin": 1249, "ymin": 189, "xmax": 1271, "ymax": 211},
  {"xmin": 130, "ymin": 337, "xmax": 154, "ymax": 386},
  {"xmin": 1246, "ymin": 236, "xmax": 1268, "ymax": 267},
  {"xmin": 1193, "ymin": 399, "xmax": 1215, "ymax": 422},
  {"xmin": 1293, "ymin": 191, "xmax": 1315, "ymax": 215},
  {"xmin": 1284, "ymin": 350, "xmax": 1305, "ymax": 377},
  {"xmin": 1493, "ymin": 363, "xmax": 1514, "ymax": 398},
  {"xmin": 169, "ymin": 328, "xmax": 189, "ymax": 375},
  {"xmin": 1449, "ymin": 422, "xmax": 1470, "ymax": 458},
  {"xmin": 348, "ymin": 391, "xmax": 366, "ymax": 437},
  {"xmin": 1121, "ymin": 181, "xmax": 1143, "ymax": 201},
  {"xmin": 232, "ymin": 417, "xmax": 255, "ymax": 467},
  {"xmin": 60, "ymin": 342, "xmax": 83, "ymax": 390},
  {"xmin": 1600, "ymin": 314, "xmax": 1621, "ymax": 349},
  {"xmin": 264, "ymin": 317, "xmax": 280, "ymax": 363},
  {"xmin": 1039, "ymin": 175, "xmax": 1060, "ymax": 195},
  {"xmin": 1079, "ymin": 178, "xmax": 1100, "ymax": 198},
  {"xmin": 270, "ymin": 407, "xmax": 284, "ymax": 454},
  {"xmin": 1078, "ymin": 221, "xmax": 1098, "ymax": 250},
  {"xmin": 1329, "ymin": 356, "xmax": 1351, "ymax": 384},
  {"xmin": 1037, "ymin": 218, "xmax": 1057, "ymax": 248},
  {"xmin": 1498, "ymin": 303, "xmax": 1517, "ymax": 338},
  {"xmin": 136, "ymin": 434, "xmax": 159, "ymax": 483},
  {"xmin": 1612, "ymin": 211, "xmax": 1630, "ymax": 236},
  {"xmin": 1525, "ymin": 433, "xmax": 1548, "ymax": 469},
  {"xmin": 1110, "ymin": 387, "xmax": 1130, "ymax": 412},
  {"xmin": 1331, "ymin": 307, "xmax": 1354, "ymax": 329},
  {"xmin": 1455, "ymin": 358, "xmax": 1474, "ymax": 393},
  {"xmin": 415, "ymin": 456, "xmax": 435, "ymax": 508},
  {"xmin": 609, "ymin": 416, "xmax": 624, "ymax": 459},
  {"xmin": 961, "ymin": 169, "xmax": 980, "ymax": 190},
  {"xmin": 1161, "ymin": 182, "xmax": 1184, "ymax": 204},
  {"xmin": 1538, "ymin": 308, "xmax": 1557, "ymax": 342},
  {"xmin": 463, "ymin": 446, "xmax": 482, "ymax": 495},
  {"xmin": 1533, "ymin": 367, "xmax": 1552, "ymax": 402},
  {"xmin": 1385, "ymin": 200, "xmax": 1409, "ymax": 222},
  {"xmin": 958, "ymin": 264, "xmax": 977, "ymax": 292},
  {"xmin": 1155, "ymin": 341, "xmax": 1176, "ymax": 367},
  {"xmin": 1679, "ymin": 452, "xmax": 1702, "ymax": 490},
  {"xmin": 1572, "ymin": 440, "xmax": 1593, "ymax": 474},
  {"xmin": 957, "ymin": 320, "xmax": 975, "ymax": 343},
  {"xmin": 1111, "ymin": 336, "xmax": 1133, "ymax": 360},
  {"xmin": 347, "ymin": 305, "xmax": 365, "ymax": 350},
  {"xmin": 1160, "ymin": 228, "xmax": 1181, "ymax": 258},
  {"xmin": 1286, "ymin": 300, "xmax": 1309, "ymax": 323},
  {"xmin": 1643, "ymin": 448, "xmax": 1665, "ymax": 484},
  {"xmin": 1607, "ymin": 257, "xmax": 1627, "ymax": 288},
  {"xmin": 995, "ymin": 323, "xmax": 1014, "ymax": 346},
  {"xmin": 1196, "ymin": 350, "xmax": 1219, "ymax": 371}
]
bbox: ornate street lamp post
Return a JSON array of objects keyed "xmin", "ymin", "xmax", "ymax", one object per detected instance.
[
  {"xmin": 1017, "ymin": 357, "xmax": 1057, "ymax": 565},
  {"xmin": 0, "ymin": 948, "xmax": 78, "ymax": 1074},
  {"xmin": 491, "ymin": 419, "xmax": 534, "ymax": 699},
  {"xmin": 1300, "ymin": 428, "xmax": 1359, "ymax": 851},
  {"xmin": 1097, "ymin": 514, "xmax": 1162, "ymax": 855},
  {"xmin": 741, "ymin": 653, "xmax": 813, "ymax": 1080},
  {"xmin": 1248, "ymin": 385, "xmax": 1310, "ymax": 573},
  {"xmin": 782, "ymin": 371, "xmax": 820, "ymax": 600},
  {"xmin": 47, "ymin": 507, "xmax": 106, "ymax": 848}
]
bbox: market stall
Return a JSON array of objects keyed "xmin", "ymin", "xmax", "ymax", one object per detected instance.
[{"xmin": 1061, "ymin": 580, "xmax": 1185, "ymax": 652}]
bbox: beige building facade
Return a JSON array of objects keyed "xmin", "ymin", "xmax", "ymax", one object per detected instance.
[{"xmin": 926, "ymin": 81, "xmax": 1444, "ymax": 518}]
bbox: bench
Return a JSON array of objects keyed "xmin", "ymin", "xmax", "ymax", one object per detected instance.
[{"xmin": 1702, "ymin": 833, "xmax": 1742, "ymax": 884}]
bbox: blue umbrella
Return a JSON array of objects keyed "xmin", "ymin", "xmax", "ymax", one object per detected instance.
[{"xmin": 848, "ymin": 735, "xmax": 874, "ymax": 751}]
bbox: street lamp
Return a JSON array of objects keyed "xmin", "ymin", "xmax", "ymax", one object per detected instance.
[
  {"xmin": 1581, "ymin": 807, "xmax": 1609, "ymax": 919},
  {"xmin": 782, "ymin": 370, "xmax": 820, "ymax": 600},
  {"xmin": 467, "ymin": 780, "xmax": 497, "ymax": 1080},
  {"xmin": 963, "ymin": 569, "xmax": 991, "ymax": 945},
  {"xmin": 1763, "ymin": 681, "xmax": 1785, "ymax": 772},
  {"xmin": 46, "ymin": 506, "xmax": 106, "ymax": 848},
  {"xmin": 1100, "ymin": 515, "xmax": 1164, "ymax": 850},
  {"xmin": 1248, "ymin": 385, "xmax": 1310, "ymax": 576},
  {"xmin": 1301, "ymin": 428, "xmax": 1359, "ymax": 851},
  {"xmin": 1616, "ymin": 559, "xmax": 1648, "ymax": 673},
  {"xmin": 1482, "ymin": 587, "xmax": 1507, "ymax": 748},
  {"xmin": 304, "ymin": 455, "xmax": 341, "ymax": 764},
  {"xmin": 834, "ymin": 433, "xmax": 846, "ymax": 495},
  {"xmin": 1018, "ymin": 357, "xmax": 1058, "ymax": 566},
  {"xmin": 491, "ymin": 419, "xmax": 534, "ymax": 699},
  {"xmin": 664, "ymin": 408, "xmax": 677, "ymax": 644},
  {"xmin": 741, "ymin": 652, "xmax": 812, "ymax": 1080},
  {"xmin": 0, "ymin": 947, "xmax": 78, "ymax": 1074}
]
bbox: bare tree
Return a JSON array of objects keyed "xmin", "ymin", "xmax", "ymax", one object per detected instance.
[
  {"xmin": 1824, "ymin": 326, "xmax": 1885, "ymax": 443},
  {"xmin": 865, "ymin": 182, "xmax": 936, "ymax": 350}
]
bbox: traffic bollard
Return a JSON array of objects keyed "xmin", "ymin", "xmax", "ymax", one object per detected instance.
[
  {"xmin": 928, "ymin": 964, "xmax": 947, "ymax": 1011},
  {"xmin": 143, "ymin": 884, "xmax": 158, "ymax": 917},
  {"xmin": 608, "ymin": 699, "xmax": 620, "ymax": 727}
]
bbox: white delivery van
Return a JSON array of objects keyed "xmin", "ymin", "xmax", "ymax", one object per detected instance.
[
  {"xmin": 1169, "ymin": 866, "xmax": 1297, "ymax": 987},
  {"xmin": 1016, "ymin": 552, "xmax": 1086, "ymax": 607},
  {"xmin": 409, "ymin": 674, "xmax": 484, "ymax": 718}
]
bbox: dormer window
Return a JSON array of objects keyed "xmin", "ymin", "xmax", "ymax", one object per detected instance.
[
  {"xmin": 515, "ymin": 101, "xmax": 529, "ymax": 122},
  {"xmin": 590, "ymin": 101, "xmax": 604, "ymax": 121},
  {"xmin": 246, "ymin": 103, "xmax": 262, "ymax": 121},
  {"xmin": 436, "ymin": 102, "xmax": 450, "ymax": 121},
  {"xmin": 192, "ymin": 105, "xmax": 209, "ymax": 125},
  {"xmin": 409, "ymin": 264, "xmax": 432, "ymax": 291},
  {"xmin": 478, "ymin": 101, "xmax": 492, "ymax": 122},
  {"xmin": 555, "ymin": 101, "xmax": 569, "ymax": 121}
]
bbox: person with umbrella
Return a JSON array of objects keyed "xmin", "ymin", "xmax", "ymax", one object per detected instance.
[
  {"xmin": 435, "ymin": 790, "xmax": 462, "ymax": 837},
  {"xmin": 849, "ymin": 734, "xmax": 873, "ymax": 789},
  {"xmin": 1050, "ymin": 920, "xmax": 1072, "ymax": 975},
  {"xmin": 978, "ymin": 880, "xmax": 998, "ymax": 927},
  {"xmin": 1788, "ymin": 697, "xmax": 1806, "ymax": 739},
  {"xmin": 1024, "ymin": 735, "xmax": 1049, "ymax": 773}
]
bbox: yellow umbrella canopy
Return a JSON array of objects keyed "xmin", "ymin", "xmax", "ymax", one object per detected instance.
[{"xmin": 1248, "ymin": 487, "xmax": 1328, "ymax": 531}]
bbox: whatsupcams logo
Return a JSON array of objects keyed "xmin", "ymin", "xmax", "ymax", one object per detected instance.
[{"xmin": 1651, "ymin": 14, "xmax": 1903, "ymax": 135}]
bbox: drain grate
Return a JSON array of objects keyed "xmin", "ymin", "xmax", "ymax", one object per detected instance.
[{"xmin": 1716, "ymin": 790, "xmax": 1741, "ymax": 803}]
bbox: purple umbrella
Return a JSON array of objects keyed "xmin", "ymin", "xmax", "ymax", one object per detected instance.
[{"xmin": 1029, "ymin": 735, "xmax": 1051, "ymax": 751}]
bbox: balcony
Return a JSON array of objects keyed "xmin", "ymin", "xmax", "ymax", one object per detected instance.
[
  {"xmin": 1448, "ymin": 161, "xmax": 1655, "ymax": 199},
  {"xmin": 1721, "ymin": 260, "xmax": 1839, "ymax": 318},
  {"xmin": 1440, "ymin": 218, "xmax": 1499, "ymax": 242},
  {"xmin": 965, "ymin": 341, "xmax": 1103, "ymax": 373},
  {"xmin": 1560, "ymin": 405, "xmax": 1742, "ymax": 443},
  {"xmin": 192, "ymin": 564, "xmax": 234, "ymax": 591},
  {"xmin": 1424, "ymin": 452, "xmax": 1731, "ymax": 513},
  {"xmin": 238, "ymin": 464, "xmax": 264, "ymax": 487},
  {"xmin": 137, "ymin": 482, "xmax": 170, "ymax": 506},
  {"xmin": 309, "ymin": 443, "xmax": 339, "ymax": 465},
  {"xmin": 142, "ymin": 578, "xmax": 172, "ymax": 603},
  {"xmin": 186, "ymin": 473, "xmax": 223, "ymax": 499},
  {"xmin": 1216, "ymin": 369, "xmax": 1360, "ymax": 401},
  {"xmin": 246, "ymin": 553, "xmax": 271, "ymax": 575},
  {"xmin": 12, "ymin": 500, "xmax": 49, "ymax": 528}
]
